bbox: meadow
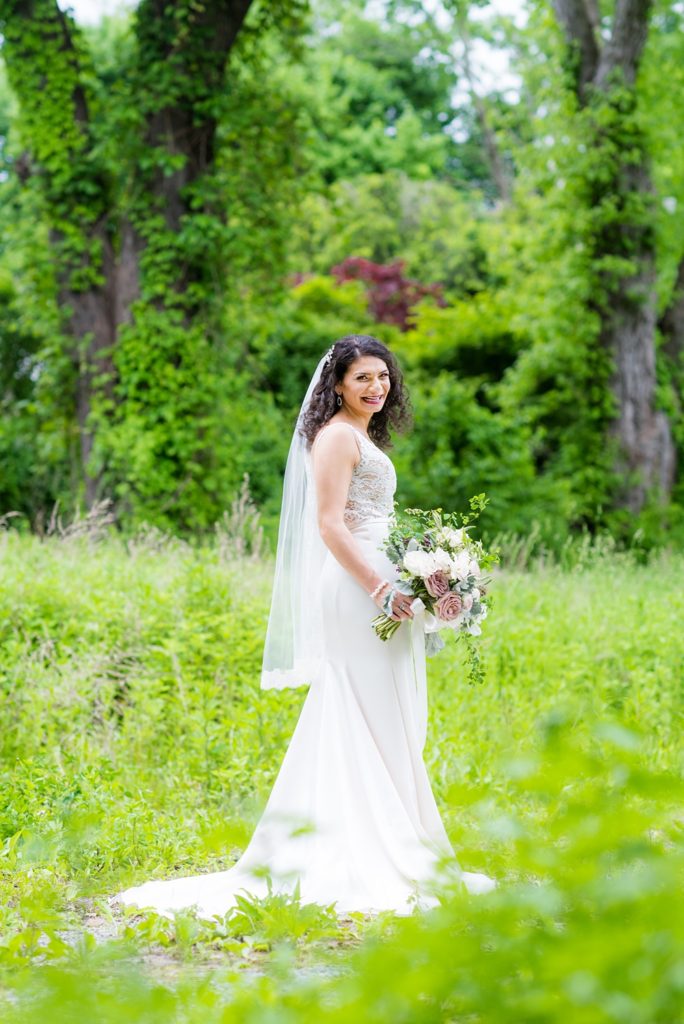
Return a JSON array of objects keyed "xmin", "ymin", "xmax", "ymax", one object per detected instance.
[{"xmin": 1, "ymin": 522, "xmax": 683, "ymax": 1023}]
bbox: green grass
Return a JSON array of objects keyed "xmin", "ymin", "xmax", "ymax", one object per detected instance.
[{"xmin": 1, "ymin": 530, "xmax": 683, "ymax": 1022}]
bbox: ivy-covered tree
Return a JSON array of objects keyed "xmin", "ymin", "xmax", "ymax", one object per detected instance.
[
  {"xmin": 0, "ymin": 0, "xmax": 307, "ymax": 526},
  {"xmin": 550, "ymin": 0, "xmax": 676, "ymax": 513}
]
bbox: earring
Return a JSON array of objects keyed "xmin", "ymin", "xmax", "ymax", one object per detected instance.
[{"xmin": 336, "ymin": 394, "xmax": 342, "ymax": 408}]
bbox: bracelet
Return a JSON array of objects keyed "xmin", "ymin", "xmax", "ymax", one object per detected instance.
[{"xmin": 369, "ymin": 579, "xmax": 390, "ymax": 600}]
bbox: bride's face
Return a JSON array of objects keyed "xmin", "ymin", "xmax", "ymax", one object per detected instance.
[{"xmin": 335, "ymin": 356, "xmax": 391, "ymax": 416}]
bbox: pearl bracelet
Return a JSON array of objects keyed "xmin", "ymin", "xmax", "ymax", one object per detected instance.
[{"xmin": 369, "ymin": 579, "xmax": 390, "ymax": 600}]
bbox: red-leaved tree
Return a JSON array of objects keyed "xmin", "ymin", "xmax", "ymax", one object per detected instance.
[{"xmin": 331, "ymin": 257, "xmax": 444, "ymax": 331}]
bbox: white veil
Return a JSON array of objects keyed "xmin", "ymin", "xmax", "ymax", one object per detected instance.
[{"xmin": 260, "ymin": 350, "xmax": 331, "ymax": 690}]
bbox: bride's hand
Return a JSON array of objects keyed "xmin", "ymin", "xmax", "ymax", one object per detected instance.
[
  {"xmin": 390, "ymin": 589, "xmax": 414, "ymax": 620},
  {"xmin": 372, "ymin": 584, "xmax": 413, "ymax": 620}
]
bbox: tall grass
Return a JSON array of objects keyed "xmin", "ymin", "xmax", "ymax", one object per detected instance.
[{"xmin": 1, "ymin": 527, "xmax": 683, "ymax": 1021}]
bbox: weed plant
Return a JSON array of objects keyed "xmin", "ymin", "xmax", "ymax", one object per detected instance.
[{"xmin": 0, "ymin": 527, "xmax": 682, "ymax": 1021}]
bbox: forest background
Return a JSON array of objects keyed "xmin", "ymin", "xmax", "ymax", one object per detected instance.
[
  {"xmin": 0, "ymin": 0, "xmax": 683, "ymax": 549},
  {"xmin": 1, "ymin": 3, "xmax": 684, "ymax": 1017}
]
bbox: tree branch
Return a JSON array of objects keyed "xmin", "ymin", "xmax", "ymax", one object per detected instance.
[
  {"xmin": 596, "ymin": 0, "xmax": 652, "ymax": 88},
  {"xmin": 456, "ymin": 13, "xmax": 511, "ymax": 201}
]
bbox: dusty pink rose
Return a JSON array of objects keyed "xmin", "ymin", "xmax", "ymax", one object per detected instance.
[
  {"xmin": 435, "ymin": 592, "xmax": 463, "ymax": 621},
  {"xmin": 425, "ymin": 570, "xmax": 450, "ymax": 598}
]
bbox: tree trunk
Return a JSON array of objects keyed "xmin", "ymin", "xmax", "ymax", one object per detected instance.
[
  {"xmin": 552, "ymin": 0, "xmax": 676, "ymax": 510},
  {"xmin": 134, "ymin": 0, "xmax": 254, "ymax": 291},
  {"xmin": 602, "ymin": 245, "xmax": 676, "ymax": 507},
  {"xmin": 66, "ymin": 215, "xmax": 147, "ymax": 505},
  {"xmin": 63, "ymin": 231, "xmax": 117, "ymax": 507}
]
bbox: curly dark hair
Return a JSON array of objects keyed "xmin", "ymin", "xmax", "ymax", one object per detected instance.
[{"xmin": 299, "ymin": 335, "xmax": 412, "ymax": 449}]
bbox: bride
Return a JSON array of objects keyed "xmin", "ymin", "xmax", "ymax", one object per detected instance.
[{"xmin": 113, "ymin": 335, "xmax": 495, "ymax": 918}]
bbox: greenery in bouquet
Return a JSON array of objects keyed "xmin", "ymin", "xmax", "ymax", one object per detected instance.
[{"xmin": 372, "ymin": 495, "xmax": 499, "ymax": 683}]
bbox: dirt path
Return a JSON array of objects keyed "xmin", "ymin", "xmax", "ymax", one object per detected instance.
[{"xmin": 57, "ymin": 900, "xmax": 354, "ymax": 983}]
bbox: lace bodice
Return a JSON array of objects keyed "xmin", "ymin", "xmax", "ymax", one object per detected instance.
[
  {"xmin": 310, "ymin": 423, "xmax": 397, "ymax": 526},
  {"xmin": 344, "ymin": 427, "xmax": 396, "ymax": 526}
]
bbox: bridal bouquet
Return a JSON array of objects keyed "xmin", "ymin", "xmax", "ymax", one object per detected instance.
[{"xmin": 372, "ymin": 496, "xmax": 498, "ymax": 683}]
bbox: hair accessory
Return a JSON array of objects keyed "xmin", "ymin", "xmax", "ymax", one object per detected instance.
[{"xmin": 324, "ymin": 344, "xmax": 335, "ymax": 365}]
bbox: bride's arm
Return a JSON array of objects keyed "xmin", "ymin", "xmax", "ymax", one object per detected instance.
[{"xmin": 312, "ymin": 424, "xmax": 412, "ymax": 618}]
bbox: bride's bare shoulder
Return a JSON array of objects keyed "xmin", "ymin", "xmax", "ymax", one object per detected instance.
[{"xmin": 311, "ymin": 420, "xmax": 360, "ymax": 463}]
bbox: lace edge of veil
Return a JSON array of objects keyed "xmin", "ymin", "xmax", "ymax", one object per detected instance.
[{"xmin": 260, "ymin": 660, "xmax": 323, "ymax": 691}]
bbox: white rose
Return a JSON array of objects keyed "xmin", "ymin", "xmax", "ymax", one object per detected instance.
[
  {"xmin": 436, "ymin": 526, "xmax": 466, "ymax": 549},
  {"xmin": 462, "ymin": 592, "xmax": 474, "ymax": 611},
  {"xmin": 469, "ymin": 558, "xmax": 480, "ymax": 576},
  {"xmin": 432, "ymin": 547, "xmax": 453, "ymax": 572},
  {"xmin": 403, "ymin": 550, "xmax": 437, "ymax": 577},
  {"xmin": 450, "ymin": 550, "xmax": 471, "ymax": 580}
]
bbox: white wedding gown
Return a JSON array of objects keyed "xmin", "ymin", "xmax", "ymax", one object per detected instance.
[{"xmin": 113, "ymin": 426, "xmax": 494, "ymax": 918}]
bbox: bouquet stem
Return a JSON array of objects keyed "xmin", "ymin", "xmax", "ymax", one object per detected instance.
[{"xmin": 371, "ymin": 613, "xmax": 401, "ymax": 642}]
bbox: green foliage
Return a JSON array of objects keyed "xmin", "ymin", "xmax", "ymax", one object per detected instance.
[
  {"xmin": 480, "ymin": 188, "xmax": 617, "ymax": 529},
  {"xmin": 288, "ymin": 171, "xmax": 491, "ymax": 292},
  {"xmin": 391, "ymin": 369, "xmax": 575, "ymax": 543},
  {"xmin": 0, "ymin": 534, "xmax": 683, "ymax": 1018},
  {"xmin": 0, "ymin": 0, "xmax": 682, "ymax": 543},
  {"xmin": 287, "ymin": 5, "xmax": 461, "ymax": 186},
  {"xmin": 640, "ymin": 3, "xmax": 684, "ymax": 293},
  {"xmin": 250, "ymin": 273, "xmax": 377, "ymax": 413},
  {"xmin": 0, "ymin": 0, "xmax": 111, "ymax": 275}
]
